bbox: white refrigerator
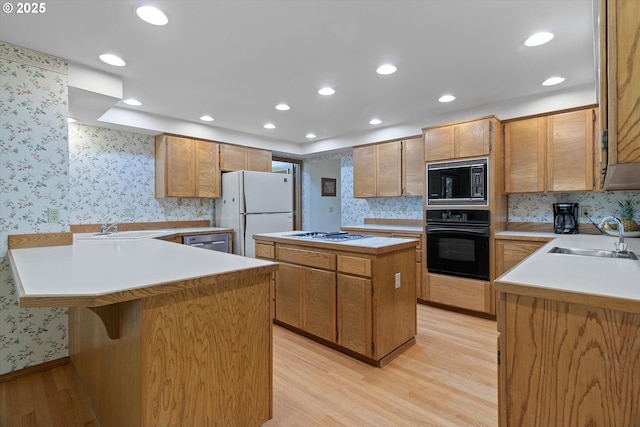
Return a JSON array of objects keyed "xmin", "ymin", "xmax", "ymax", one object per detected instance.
[{"xmin": 215, "ymin": 170, "xmax": 293, "ymax": 257}]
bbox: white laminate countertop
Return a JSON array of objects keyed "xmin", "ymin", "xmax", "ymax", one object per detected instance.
[
  {"xmin": 495, "ymin": 233, "xmax": 640, "ymax": 309},
  {"xmin": 9, "ymin": 235, "xmax": 275, "ymax": 307},
  {"xmin": 73, "ymin": 226, "xmax": 232, "ymax": 241}
]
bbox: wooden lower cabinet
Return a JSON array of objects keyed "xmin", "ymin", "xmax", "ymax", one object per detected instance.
[
  {"xmin": 497, "ymin": 292, "xmax": 640, "ymax": 426},
  {"xmin": 267, "ymin": 241, "xmax": 417, "ymax": 366},
  {"xmin": 494, "ymin": 238, "xmax": 551, "ymax": 277},
  {"xmin": 428, "ymin": 273, "xmax": 493, "ymax": 314}
]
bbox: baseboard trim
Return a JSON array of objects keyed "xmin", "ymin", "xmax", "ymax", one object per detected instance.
[{"xmin": 0, "ymin": 357, "xmax": 70, "ymax": 384}]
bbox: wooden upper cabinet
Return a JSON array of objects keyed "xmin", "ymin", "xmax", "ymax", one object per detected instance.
[
  {"xmin": 353, "ymin": 138, "xmax": 422, "ymax": 198},
  {"xmin": 353, "ymin": 145, "xmax": 377, "ymax": 198},
  {"xmin": 402, "ymin": 137, "xmax": 425, "ymax": 196},
  {"xmin": 375, "ymin": 140, "xmax": 402, "ymax": 197},
  {"xmin": 424, "ymin": 118, "xmax": 492, "ymax": 162},
  {"xmin": 600, "ymin": 0, "xmax": 640, "ymax": 189},
  {"xmin": 504, "ymin": 117, "xmax": 546, "ymax": 193},
  {"xmin": 546, "ymin": 109, "xmax": 595, "ymax": 192},
  {"xmin": 155, "ymin": 135, "xmax": 220, "ymax": 199},
  {"xmin": 220, "ymin": 144, "xmax": 272, "ymax": 172},
  {"xmin": 504, "ymin": 107, "xmax": 596, "ymax": 193}
]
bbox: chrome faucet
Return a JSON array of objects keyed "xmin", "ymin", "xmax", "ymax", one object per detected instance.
[
  {"xmin": 100, "ymin": 221, "xmax": 119, "ymax": 235},
  {"xmin": 599, "ymin": 216, "xmax": 626, "ymax": 253}
]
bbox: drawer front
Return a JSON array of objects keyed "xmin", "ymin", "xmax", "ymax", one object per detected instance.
[
  {"xmin": 255, "ymin": 242, "xmax": 275, "ymax": 260},
  {"xmin": 337, "ymin": 255, "xmax": 372, "ymax": 277},
  {"xmin": 428, "ymin": 273, "xmax": 492, "ymax": 314},
  {"xmin": 277, "ymin": 246, "xmax": 335, "ymax": 270}
]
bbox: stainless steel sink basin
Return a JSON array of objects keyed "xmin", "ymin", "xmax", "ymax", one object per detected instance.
[{"xmin": 548, "ymin": 246, "xmax": 638, "ymax": 260}]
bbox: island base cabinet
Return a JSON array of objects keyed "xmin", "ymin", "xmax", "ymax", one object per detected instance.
[
  {"xmin": 337, "ymin": 274, "xmax": 372, "ymax": 357},
  {"xmin": 498, "ymin": 292, "xmax": 640, "ymax": 427},
  {"xmin": 70, "ymin": 274, "xmax": 273, "ymax": 427}
]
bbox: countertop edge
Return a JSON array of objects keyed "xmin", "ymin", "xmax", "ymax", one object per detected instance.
[{"xmin": 16, "ymin": 263, "xmax": 279, "ymax": 308}]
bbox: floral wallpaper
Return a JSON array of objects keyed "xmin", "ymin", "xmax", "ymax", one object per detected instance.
[
  {"xmin": 69, "ymin": 124, "xmax": 212, "ymax": 224},
  {"xmin": 0, "ymin": 43, "xmax": 69, "ymax": 374}
]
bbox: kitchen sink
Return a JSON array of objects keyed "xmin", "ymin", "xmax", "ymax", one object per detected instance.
[{"xmin": 548, "ymin": 246, "xmax": 638, "ymax": 260}]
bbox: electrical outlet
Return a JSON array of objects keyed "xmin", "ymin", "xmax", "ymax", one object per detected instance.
[
  {"xmin": 394, "ymin": 272, "xmax": 401, "ymax": 289},
  {"xmin": 47, "ymin": 207, "xmax": 60, "ymax": 223},
  {"xmin": 124, "ymin": 208, "xmax": 135, "ymax": 218},
  {"xmin": 581, "ymin": 204, "xmax": 591, "ymax": 217}
]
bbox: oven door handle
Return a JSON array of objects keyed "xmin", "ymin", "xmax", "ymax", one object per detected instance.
[{"xmin": 427, "ymin": 227, "xmax": 489, "ymax": 236}]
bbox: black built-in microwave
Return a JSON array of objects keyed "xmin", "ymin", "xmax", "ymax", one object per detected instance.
[{"xmin": 426, "ymin": 157, "xmax": 488, "ymax": 206}]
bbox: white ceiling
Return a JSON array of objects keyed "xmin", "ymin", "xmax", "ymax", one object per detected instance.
[{"xmin": 0, "ymin": 0, "xmax": 598, "ymax": 156}]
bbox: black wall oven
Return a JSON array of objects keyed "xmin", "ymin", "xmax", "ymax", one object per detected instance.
[{"xmin": 426, "ymin": 209, "xmax": 490, "ymax": 281}]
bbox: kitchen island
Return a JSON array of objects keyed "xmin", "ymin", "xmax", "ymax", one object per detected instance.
[
  {"xmin": 494, "ymin": 234, "xmax": 640, "ymax": 426},
  {"xmin": 8, "ymin": 234, "xmax": 278, "ymax": 427},
  {"xmin": 254, "ymin": 231, "xmax": 418, "ymax": 367}
]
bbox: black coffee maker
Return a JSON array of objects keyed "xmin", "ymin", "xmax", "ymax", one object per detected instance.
[{"xmin": 553, "ymin": 203, "xmax": 579, "ymax": 234}]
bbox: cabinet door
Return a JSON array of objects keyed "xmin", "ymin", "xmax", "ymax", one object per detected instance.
[
  {"xmin": 337, "ymin": 274, "xmax": 372, "ymax": 357},
  {"xmin": 504, "ymin": 117, "xmax": 546, "ymax": 193},
  {"xmin": 247, "ymin": 148, "xmax": 272, "ymax": 172},
  {"xmin": 166, "ymin": 136, "xmax": 196, "ymax": 197},
  {"xmin": 376, "ymin": 141, "xmax": 402, "ymax": 197},
  {"xmin": 455, "ymin": 119, "xmax": 491, "ymax": 158},
  {"xmin": 303, "ymin": 267, "xmax": 336, "ymax": 342},
  {"xmin": 402, "ymin": 137, "xmax": 425, "ymax": 196},
  {"xmin": 424, "ymin": 126, "xmax": 455, "ymax": 161},
  {"xmin": 546, "ymin": 109, "xmax": 594, "ymax": 192},
  {"xmin": 275, "ymin": 263, "xmax": 303, "ymax": 329},
  {"xmin": 495, "ymin": 240, "xmax": 547, "ymax": 277},
  {"xmin": 353, "ymin": 145, "xmax": 376, "ymax": 198},
  {"xmin": 195, "ymin": 140, "xmax": 220, "ymax": 198},
  {"xmin": 219, "ymin": 144, "xmax": 247, "ymax": 171}
]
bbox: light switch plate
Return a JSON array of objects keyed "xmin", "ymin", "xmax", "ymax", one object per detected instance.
[{"xmin": 395, "ymin": 272, "xmax": 401, "ymax": 289}]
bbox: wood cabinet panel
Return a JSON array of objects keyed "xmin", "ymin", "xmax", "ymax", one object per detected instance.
[
  {"xmin": 195, "ymin": 139, "xmax": 220, "ymax": 198},
  {"xmin": 428, "ymin": 273, "xmax": 492, "ymax": 314},
  {"xmin": 255, "ymin": 242, "xmax": 275, "ymax": 260},
  {"xmin": 424, "ymin": 126, "xmax": 455, "ymax": 161},
  {"xmin": 601, "ymin": 0, "xmax": 640, "ymax": 189},
  {"xmin": 337, "ymin": 274, "xmax": 371, "ymax": 356},
  {"xmin": 402, "ymin": 137, "xmax": 425, "ymax": 196},
  {"xmin": 353, "ymin": 145, "xmax": 378, "ymax": 198},
  {"xmin": 499, "ymin": 293, "xmax": 640, "ymax": 426},
  {"xmin": 165, "ymin": 136, "xmax": 196, "ymax": 197},
  {"xmin": 277, "ymin": 246, "xmax": 335, "ymax": 270},
  {"xmin": 495, "ymin": 240, "xmax": 547, "ymax": 277},
  {"xmin": 337, "ymin": 255, "xmax": 372, "ymax": 277},
  {"xmin": 376, "ymin": 141, "xmax": 402, "ymax": 196},
  {"xmin": 220, "ymin": 144, "xmax": 272, "ymax": 172},
  {"xmin": 546, "ymin": 109, "xmax": 594, "ymax": 191},
  {"xmin": 455, "ymin": 119, "xmax": 491, "ymax": 159},
  {"xmin": 303, "ymin": 267, "xmax": 336, "ymax": 342},
  {"xmin": 247, "ymin": 147, "xmax": 272, "ymax": 172},
  {"xmin": 504, "ymin": 117, "xmax": 546, "ymax": 193},
  {"xmin": 275, "ymin": 263, "xmax": 303, "ymax": 329}
]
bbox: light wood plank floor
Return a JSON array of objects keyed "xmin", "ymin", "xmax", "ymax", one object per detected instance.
[{"xmin": 0, "ymin": 304, "xmax": 498, "ymax": 427}]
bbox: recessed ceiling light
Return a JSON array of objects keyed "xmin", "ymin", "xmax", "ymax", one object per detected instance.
[
  {"xmin": 67, "ymin": 117, "xmax": 78, "ymax": 123},
  {"xmin": 123, "ymin": 98, "xmax": 142, "ymax": 106},
  {"xmin": 439, "ymin": 94, "xmax": 456, "ymax": 103},
  {"xmin": 369, "ymin": 119, "xmax": 382, "ymax": 125},
  {"xmin": 542, "ymin": 76, "xmax": 565, "ymax": 86},
  {"xmin": 200, "ymin": 115, "xmax": 214, "ymax": 122},
  {"xmin": 318, "ymin": 87, "xmax": 335, "ymax": 96},
  {"xmin": 525, "ymin": 32, "xmax": 554, "ymax": 47},
  {"xmin": 306, "ymin": 133, "xmax": 317, "ymax": 139},
  {"xmin": 275, "ymin": 103, "xmax": 290, "ymax": 111},
  {"xmin": 99, "ymin": 53, "xmax": 126, "ymax": 67},
  {"xmin": 136, "ymin": 6, "xmax": 168, "ymax": 25},
  {"xmin": 376, "ymin": 64, "xmax": 397, "ymax": 75},
  {"xmin": 264, "ymin": 123, "xmax": 276, "ymax": 129}
]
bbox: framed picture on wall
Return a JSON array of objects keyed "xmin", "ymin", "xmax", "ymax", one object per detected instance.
[{"xmin": 321, "ymin": 178, "xmax": 336, "ymax": 197}]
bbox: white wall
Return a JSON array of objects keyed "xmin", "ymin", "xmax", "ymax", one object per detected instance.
[{"xmin": 307, "ymin": 159, "xmax": 341, "ymax": 231}]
